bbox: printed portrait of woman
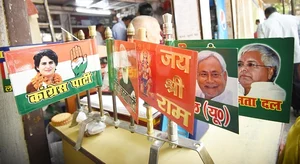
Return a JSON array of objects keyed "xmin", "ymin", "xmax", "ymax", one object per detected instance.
[{"xmin": 26, "ymin": 49, "xmax": 62, "ymax": 93}]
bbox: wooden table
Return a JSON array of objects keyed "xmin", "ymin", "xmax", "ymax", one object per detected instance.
[{"xmin": 50, "ymin": 115, "xmax": 283, "ymax": 164}]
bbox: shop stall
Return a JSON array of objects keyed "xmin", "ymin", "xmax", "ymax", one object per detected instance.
[{"xmin": 1, "ymin": 1, "xmax": 294, "ymax": 164}]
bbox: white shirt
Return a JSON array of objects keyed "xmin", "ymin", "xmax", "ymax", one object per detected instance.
[
  {"xmin": 96, "ymin": 31, "xmax": 104, "ymax": 45},
  {"xmin": 196, "ymin": 88, "xmax": 237, "ymax": 107},
  {"xmin": 257, "ymin": 12, "xmax": 300, "ymax": 63},
  {"xmin": 238, "ymin": 82, "xmax": 286, "ymax": 101},
  {"xmin": 131, "ymin": 16, "xmax": 162, "ymax": 44}
]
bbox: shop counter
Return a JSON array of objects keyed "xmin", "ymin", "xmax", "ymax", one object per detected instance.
[{"xmin": 50, "ymin": 115, "xmax": 283, "ymax": 164}]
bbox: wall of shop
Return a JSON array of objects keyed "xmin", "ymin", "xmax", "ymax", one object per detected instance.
[
  {"xmin": 225, "ymin": 0, "xmax": 234, "ymax": 39},
  {"xmin": 0, "ymin": 0, "xmax": 30, "ymax": 163},
  {"xmin": 172, "ymin": 0, "xmax": 264, "ymax": 40},
  {"xmin": 233, "ymin": 0, "xmax": 264, "ymax": 39}
]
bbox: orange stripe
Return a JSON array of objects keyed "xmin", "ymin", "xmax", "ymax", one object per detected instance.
[{"xmin": 5, "ymin": 39, "xmax": 96, "ymax": 74}]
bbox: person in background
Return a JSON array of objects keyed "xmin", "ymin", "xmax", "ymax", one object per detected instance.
[
  {"xmin": 254, "ymin": 19, "xmax": 260, "ymax": 38},
  {"xmin": 131, "ymin": 16, "xmax": 162, "ymax": 44},
  {"xmin": 257, "ymin": 6, "xmax": 300, "ymax": 114},
  {"xmin": 96, "ymin": 23, "xmax": 105, "ymax": 45},
  {"xmin": 136, "ymin": 2, "xmax": 165, "ymax": 44},
  {"xmin": 112, "ymin": 15, "xmax": 134, "ymax": 41},
  {"xmin": 277, "ymin": 116, "xmax": 300, "ymax": 164},
  {"xmin": 131, "ymin": 2, "xmax": 162, "ymax": 44},
  {"xmin": 137, "ymin": 2, "xmax": 154, "ymax": 16},
  {"xmin": 255, "ymin": 19, "xmax": 260, "ymax": 25}
]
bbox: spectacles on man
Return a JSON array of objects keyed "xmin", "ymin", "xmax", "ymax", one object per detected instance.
[
  {"xmin": 238, "ymin": 62, "xmax": 272, "ymax": 69},
  {"xmin": 198, "ymin": 71, "xmax": 225, "ymax": 79}
]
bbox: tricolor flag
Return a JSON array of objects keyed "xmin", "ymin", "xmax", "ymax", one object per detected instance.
[{"xmin": 4, "ymin": 39, "xmax": 102, "ymax": 115}]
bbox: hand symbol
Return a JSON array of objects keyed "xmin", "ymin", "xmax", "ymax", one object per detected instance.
[{"xmin": 70, "ymin": 45, "xmax": 88, "ymax": 77}]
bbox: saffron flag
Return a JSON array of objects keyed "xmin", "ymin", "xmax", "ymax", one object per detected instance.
[
  {"xmin": 135, "ymin": 40, "xmax": 198, "ymax": 134},
  {"xmin": 113, "ymin": 40, "xmax": 139, "ymax": 123}
]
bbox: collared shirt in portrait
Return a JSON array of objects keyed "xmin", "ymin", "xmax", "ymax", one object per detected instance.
[
  {"xmin": 238, "ymin": 82, "xmax": 286, "ymax": 101},
  {"xmin": 196, "ymin": 88, "xmax": 237, "ymax": 107}
]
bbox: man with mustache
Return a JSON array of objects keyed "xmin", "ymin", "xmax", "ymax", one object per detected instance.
[
  {"xmin": 238, "ymin": 43, "xmax": 286, "ymax": 101},
  {"xmin": 257, "ymin": 6, "xmax": 299, "ymax": 115},
  {"xmin": 196, "ymin": 50, "xmax": 235, "ymax": 106}
]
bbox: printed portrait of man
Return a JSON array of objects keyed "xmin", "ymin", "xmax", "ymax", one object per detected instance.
[
  {"xmin": 196, "ymin": 50, "xmax": 237, "ymax": 106},
  {"xmin": 238, "ymin": 43, "xmax": 286, "ymax": 101},
  {"xmin": 117, "ymin": 44, "xmax": 135, "ymax": 99}
]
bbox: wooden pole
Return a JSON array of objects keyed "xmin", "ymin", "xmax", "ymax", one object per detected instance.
[
  {"xmin": 3, "ymin": 0, "xmax": 51, "ymax": 163},
  {"xmin": 0, "ymin": 0, "xmax": 29, "ymax": 162}
]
